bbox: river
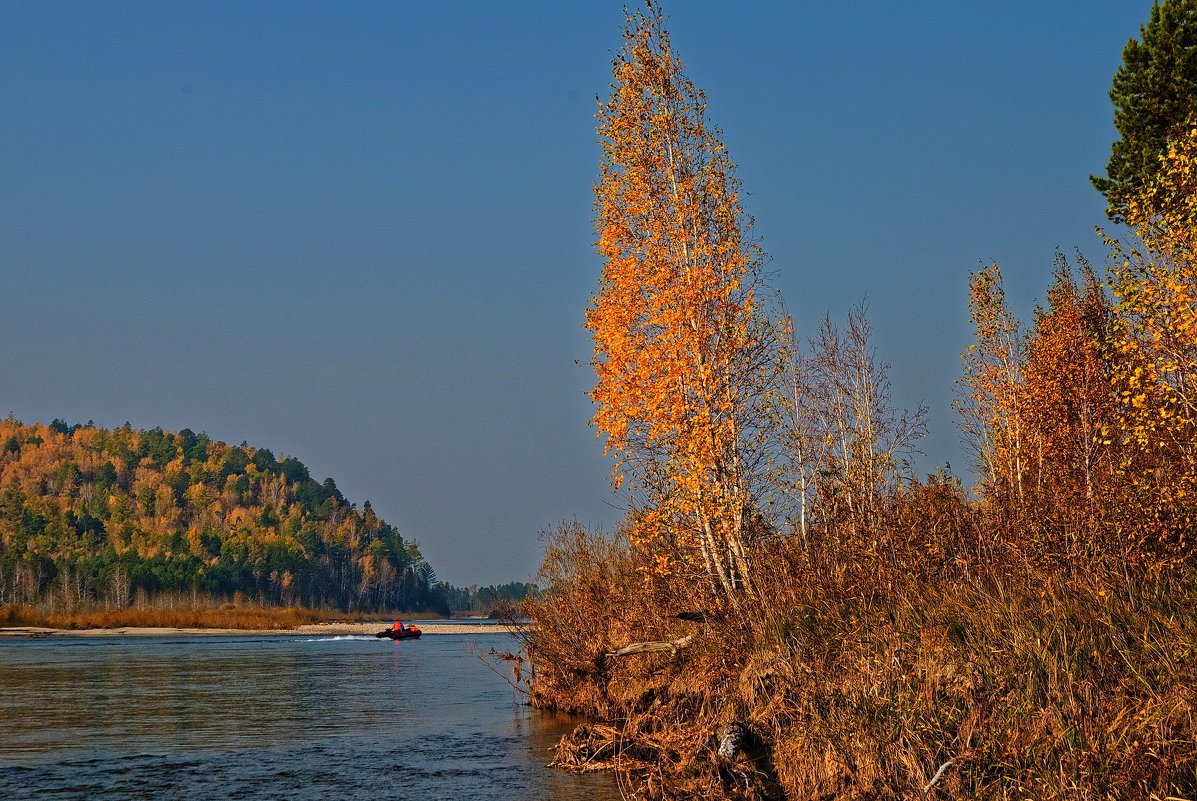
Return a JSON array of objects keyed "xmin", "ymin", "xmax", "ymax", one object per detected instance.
[{"xmin": 0, "ymin": 630, "xmax": 622, "ymax": 800}]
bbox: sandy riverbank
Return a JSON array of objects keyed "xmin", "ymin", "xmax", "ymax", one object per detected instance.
[{"xmin": 0, "ymin": 622, "xmax": 519, "ymax": 638}]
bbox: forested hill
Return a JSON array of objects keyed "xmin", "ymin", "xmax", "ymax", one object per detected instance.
[{"xmin": 0, "ymin": 417, "xmax": 447, "ymax": 614}]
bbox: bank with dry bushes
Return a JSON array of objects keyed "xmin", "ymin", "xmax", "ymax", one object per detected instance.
[
  {"xmin": 529, "ymin": 4, "xmax": 1197, "ymax": 797},
  {"xmin": 520, "ymin": 506, "xmax": 1197, "ymax": 800}
]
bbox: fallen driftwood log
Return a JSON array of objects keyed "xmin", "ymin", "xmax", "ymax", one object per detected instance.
[
  {"xmin": 605, "ymin": 634, "xmax": 695, "ymax": 657},
  {"xmin": 716, "ymin": 722, "xmax": 745, "ymax": 759}
]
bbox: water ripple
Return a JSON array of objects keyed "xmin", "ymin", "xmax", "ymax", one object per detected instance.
[{"xmin": 0, "ymin": 634, "xmax": 618, "ymax": 801}]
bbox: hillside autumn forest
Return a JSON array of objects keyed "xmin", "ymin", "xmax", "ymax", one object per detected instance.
[
  {"xmin": 0, "ymin": 417, "xmax": 462, "ymax": 618},
  {"xmin": 518, "ymin": 4, "xmax": 1197, "ymax": 800}
]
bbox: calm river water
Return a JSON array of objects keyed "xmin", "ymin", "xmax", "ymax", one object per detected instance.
[{"xmin": 0, "ymin": 631, "xmax": 622, "ymax": 801}]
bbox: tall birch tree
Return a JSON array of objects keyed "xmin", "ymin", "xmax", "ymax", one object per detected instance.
[{"xmin": 586, "ymin": 2, "xmax": 779, "ymax": 604}]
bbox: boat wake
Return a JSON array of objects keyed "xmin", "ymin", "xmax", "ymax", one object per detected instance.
[{"xmin": 301, "ymin": 636, "xmax": 378, "ymax": 642}]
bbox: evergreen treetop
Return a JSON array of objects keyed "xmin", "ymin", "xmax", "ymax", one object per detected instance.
[{"xmin": 1093, "ymin": 0, "xmax": 1197, "ymax": 218}]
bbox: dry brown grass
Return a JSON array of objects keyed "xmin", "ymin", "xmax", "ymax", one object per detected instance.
[
  {"xmin": 0, "ymin": 604, "xmax": 345, "ymax": 630},
  {"xmin": 522, "ymin": 503, "xmax": 1197, "ymax": 800}
]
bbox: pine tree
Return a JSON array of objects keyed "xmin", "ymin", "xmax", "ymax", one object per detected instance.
[{"xmin": 1092, "ymin": 0, "xmax": 1197, "ymax": 217}]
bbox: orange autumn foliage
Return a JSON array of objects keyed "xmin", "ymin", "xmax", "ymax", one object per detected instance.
[
  {"xmin": 586, "ymin": 4, "xmax": 780, "ymax": 602},
  {"xmin": 1019, "ymin": 256, "xmax": 1114, "ymax": 558},
  {"xmin": 961, "ymin": 256, "xmax": 1118, "ymax": 563}
]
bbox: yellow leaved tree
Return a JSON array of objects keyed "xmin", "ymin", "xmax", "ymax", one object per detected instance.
[
  {"xmin": 586, "ymin": 2, "xmax": 781, "ymax": 604},
  {"xmin": 1104, "ymin": 123, "xmax": 1197, "ymax": 553},
  {"xmin": 957, "ymin": 263, "xmax": 1026, "ymax": 513}
]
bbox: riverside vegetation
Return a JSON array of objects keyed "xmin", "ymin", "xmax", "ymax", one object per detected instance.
[{"xmin": 517, "ymin": 3, "xmax": 1197, "ymax": 799}]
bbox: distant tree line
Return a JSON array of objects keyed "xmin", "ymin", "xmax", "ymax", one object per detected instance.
[
  {"xmin": 0, "ymin": 417, "xmax": 450, "ymax": 615},
  {"xmin": 435, "ymin": 581, "xmax": 539, "ymax": 616}
]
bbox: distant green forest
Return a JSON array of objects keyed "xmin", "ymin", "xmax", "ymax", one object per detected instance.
[{"xmin": 0, "ymin": 417, "xmax": 531, "ymax": 615}]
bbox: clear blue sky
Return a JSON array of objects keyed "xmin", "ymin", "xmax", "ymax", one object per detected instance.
[{"xmin": 0, "ymin": 1, "xmax": 1149, "ymax": 585}]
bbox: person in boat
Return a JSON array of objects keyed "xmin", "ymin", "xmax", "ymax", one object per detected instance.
[{"xmin": 390, "ymin": 620, "xmax": 405, "ymax": 632}]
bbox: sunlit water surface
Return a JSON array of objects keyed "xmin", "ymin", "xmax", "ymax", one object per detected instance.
[{"xmin": 0, "ymin": 631, "xmax": 621, "ymax": 800}]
